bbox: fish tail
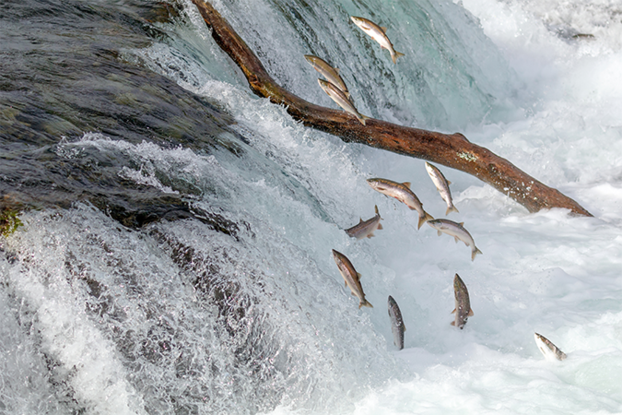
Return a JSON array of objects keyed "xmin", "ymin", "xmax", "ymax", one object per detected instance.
[
  {"xmin": 359, "ymin": 299, "xmax": 373, "ymax": 309},
  {"xmin": 471, "ymin": 246, "xmax": 483, "ymax": 261},
  {"xmin": 358, "ymin": 114, "xmax": 370, "ymax": 126},
  {"xmin": 417, "ymin": 211, "xmax": 434, "ymax": 230},
  {"xmin": 392, "ymin": 51, "xmax": 405, "ymax": 64},
  {"xmin": 445, "ymin": 206, "xmax": 459, "ymax": 215}
]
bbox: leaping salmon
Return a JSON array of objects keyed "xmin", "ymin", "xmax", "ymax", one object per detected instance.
[
  {"xmin": 388, "ymin": 295, "xmax": 406, "ymax": 350},
  {"xmin": 427, "ymin": 219, "xmax": 482, "ymax": 261},
  {"xmin": 345, "ymin": 205, "xmax": 383, "ymax": 239},
  {"xmin": 451, "ymin": 274, "xmax": 473, "ymax": 329},
  {"xmin": 318, "ymin": 79, "xmax": 369, "ymax": 125},
  {"xmin": 304, "ymin": 55, "xmax": 351, "ymax": 99},
  {"xmin": 332, "ymin": 249, "xmax": 373, "ymax": 309},
  {"xmin": 351, "ymin": 16, "xmax": 405, "ymax": 64},
  {"xmin": 534, "ymin": 333, "xmax": 567, "ymax": 361},
  {"xmin": 425, "ymin": 162, "xmax": 459, "ymax": 215},
  {"xmin": 367, "ymin": 178, "xmax": 434, "ymax": 229}
]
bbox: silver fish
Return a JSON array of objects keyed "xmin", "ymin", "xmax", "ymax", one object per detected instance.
[
  {"xmin": 534, "ymin": 333, "xmax": 567, "ymax": 361},
  {"xmin": 304, "ymin": 55, "xmax": 351, "ymax": 99},
  {"xmin": 345, "ymin": 205, "xmax": 383, "ymax": 239},
  {"xmin": 451, "ymin": 274, "xmax": 473, "ymax": 329},
  {"xmin": 351, "ymin": 16, "xmax": 405, "ymax": 64},
  {"xmin": 427, "ymin": 219, "xmax": 482, "ymax": 261},
  {"xmin": 425, "ymin": 162, "xmax": 459, "ymax": 216},
  {"xmin": 388, "ymin": 295, "xmax": 406, "ymax": 350},
  {"xmin": 367, "ymin": 178, "xmax": 434, "ymax": 229},
  {"xmin": 318, "ymin": 79, "xmax": 369, "ymax": 125},
  {"xmin": 332, "ymin": 249, "xmax": 373, "ymax": 309}
]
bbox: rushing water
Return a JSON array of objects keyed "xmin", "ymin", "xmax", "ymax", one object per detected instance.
[{"xmin": 2, "ymin": 0, "xmax": 622, "ymax": 414}]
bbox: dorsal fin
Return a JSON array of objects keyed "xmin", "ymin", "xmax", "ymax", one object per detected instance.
[
  {"xmin": 447, "ymin": 180, "xmax": 452, "ymax": 185},
  {"xmin": 359, "ymin": 218, "xmax": 364, "ymax": 223},
  {"xmin": 468, "ymin": 309, "xmax": 474, "ymax": 316},
  {"xmin": 381, "ymin": 26, "xmax": 387, "ymax": 33},
  {"xmin": 459, "ymin": 222, "xmax": 464, "ymax": 226},
  {"xmin": 356, "ymin": 272, "xmax": 362, "ymax": 281},
  {"xmin": 403, "ymin": 182, "xmax": 411, "ymax": 188},
  {"xmin": 334, "ymin": 67, "xmax": 340, "ymax": 73}
]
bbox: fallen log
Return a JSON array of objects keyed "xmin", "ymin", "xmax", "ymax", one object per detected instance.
[{"xmin": 191, "ymin": 0, "xmax": 591, "ymax": 216}]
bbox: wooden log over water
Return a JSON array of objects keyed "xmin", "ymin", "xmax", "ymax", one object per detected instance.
[{"xmin": 191, "ymin": 0, "xmax": 591, "ymax": 216}]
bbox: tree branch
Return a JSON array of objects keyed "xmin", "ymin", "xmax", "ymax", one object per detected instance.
[{"xmin": 191, "ymin": 0, "xmax": 591, "ymax": 216}]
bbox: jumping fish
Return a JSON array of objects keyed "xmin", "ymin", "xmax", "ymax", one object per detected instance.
[
  {"xmin": 534, "ymin": 333, "xmax": 567, "ymax": 361},
  {"xmin": 318, "ymin": 79, "xmax": 369, "ymax": 125},
  {"xmin": 451, "ymin": 274, "xmax": 473, "ymax": 329},
  {"xmin": 367, "ymin": 178, "xmax": 434, "ymax": 229},
  {"xmin": 332, "ymin": 249, "xmax": 373, "ymax": 309},
  {"xmin": 345, "ymin": 205, "xmax": 383, "ymax": 239},
  {"xmin": 304, "ymin": 55, "xmax": 351, "ymax": 99},
  {"xmin": 350, "ymin": 16, "xmax": 405, "ymax": 64},
  {"xmin": 425, "ymin": 162, "xmax": 459, "ymax": 215},
  {"xmin": 388, "ymin": 295, "xmax": 406, "ymax": 350},
  {"xmin": 427, "ymin": 219, "xmax": 482, "ymax": 261}
]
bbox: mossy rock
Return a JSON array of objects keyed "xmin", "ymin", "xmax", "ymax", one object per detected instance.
[{"xmin": 0, "ymin": 209, "xmax": 23, "ymax": 237}]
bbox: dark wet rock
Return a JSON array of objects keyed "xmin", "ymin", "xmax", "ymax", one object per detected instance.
[{"xmin": 0, "ymin": 0, "xmax": 249, "ymax": 229}]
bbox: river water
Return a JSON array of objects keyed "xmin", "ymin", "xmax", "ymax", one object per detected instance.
[{"xmin": 1, "ymin": 0, "xmax": 622, "ymax": 414}]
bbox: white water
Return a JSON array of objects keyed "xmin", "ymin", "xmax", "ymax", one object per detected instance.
[{"xmin": 3, "ymin": 0, "xmax": 622, "ymax": 413}]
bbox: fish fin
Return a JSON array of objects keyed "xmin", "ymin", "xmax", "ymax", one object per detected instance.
[
  {"xmin": 447, "ymin": 180, "xmax": 452, "ymax": 185},
  {"xmin": 445, "ymin": 206, "xmax": 459, "ymax": 215},
  {"xmin": 417, "ymin": 211, "xmax": 434, "ymax": 230},
  {"xmin": 357, "ymin": 114, "xmax": 370, "ymax": 126},
  {"xmin": 459, "ymin": 222, "xmax": 464, "ymax": 226},
  {"xmin": 377, "ymin": 223, "xmax": 383, "ymax": 230},
  {"xmin": 374, "ymin": 205, "xmax": 379, "ymax": 215},
  {"xmin": 451, "ymin": 308, "xmax": 456, "ymax": 314},
  {"xmin": 367, "ymin": 233, "xmax": 374, "ymax": 238},
  {"xmin": 359, "ymin": 218, "xmax": 364, "ymax": 223},
  {"xmin": 437, "ymin": 230, "xmax": 442, "ymax": 236},
  {"xmin": 468, "ymin": 309, "xmax": 474, "ymax": 317},
  {"xmin": 402, "ymin": 182, "xmax": 411, "ymax": 188},
  {"xmin": 334, "ymin": 67, "xmax": 340, "ymax": 73},
  {"xmin": 450, "ymin": 321, "xmax": 456, "ymax": 326},
  {"xmin": 403, "ymin": 324, "xmax": 406, "ymax": 331},
  {"xmin": 381, "ymin": 26, "xmax": 387, "ymax": 33},
  {"xmin": 345, "ymin": 281, "xmax": 348, "ymax": 287},
  {"xmin": 454, "ymin": 236, "xmax": 459, "ymax": 244},
  {"xmin": 392, "ymin": 51, "xmax": 405, "ymax": 64},
  {"xmin": 356, "ymin": 272, "xmax": 362, "ymax": 280},
  {"xmin": 351, "ymin": 292, "xmax": 356, "ymax": 296},
  {"xmin": 345, "ymin": 91, "xmax": 351, "ymax": 100},
  {"xmin": 471, "ymin": 247, "xmax": 483, "ymax": 261},
  {"xmin": 361, "ymin": 300, "xmax": 373, "ymax": 308}
]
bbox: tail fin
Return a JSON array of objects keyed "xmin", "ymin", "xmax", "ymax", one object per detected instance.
[
  {"xmin": 357, "ymin": 114, "xmax": 370, "ymax": 126},
  {"xmin": 359, "ymin": 299, "xmax": 374, "ymax": 309},
  {"xmin": 392, "ymin": 51, "xmax": 405, "ymax": 64},
  {"xmin": 445, "ymin": 206, "xmax": 459, "ymax": 215},
  {"xmin": 471, "ymin": 247, "xmax": 483, "ymax": 261},
  {"xmin": 417, "ymin": 211, "xmax": 434, "ymax": 230}
]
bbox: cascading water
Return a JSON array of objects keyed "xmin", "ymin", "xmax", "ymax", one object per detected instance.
[{"xmin": 2, "ymin": 0, "xmax": 622, "ymax": 414}]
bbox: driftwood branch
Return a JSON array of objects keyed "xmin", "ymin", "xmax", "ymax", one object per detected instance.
[{"xmin": 191, "ymin": 0, "xmax": 591, "ymax": 217}]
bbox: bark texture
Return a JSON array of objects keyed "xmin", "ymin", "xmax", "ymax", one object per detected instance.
[{"xmin": 191, "ymin": 0, "xmax": 591, "ymax": 216}]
